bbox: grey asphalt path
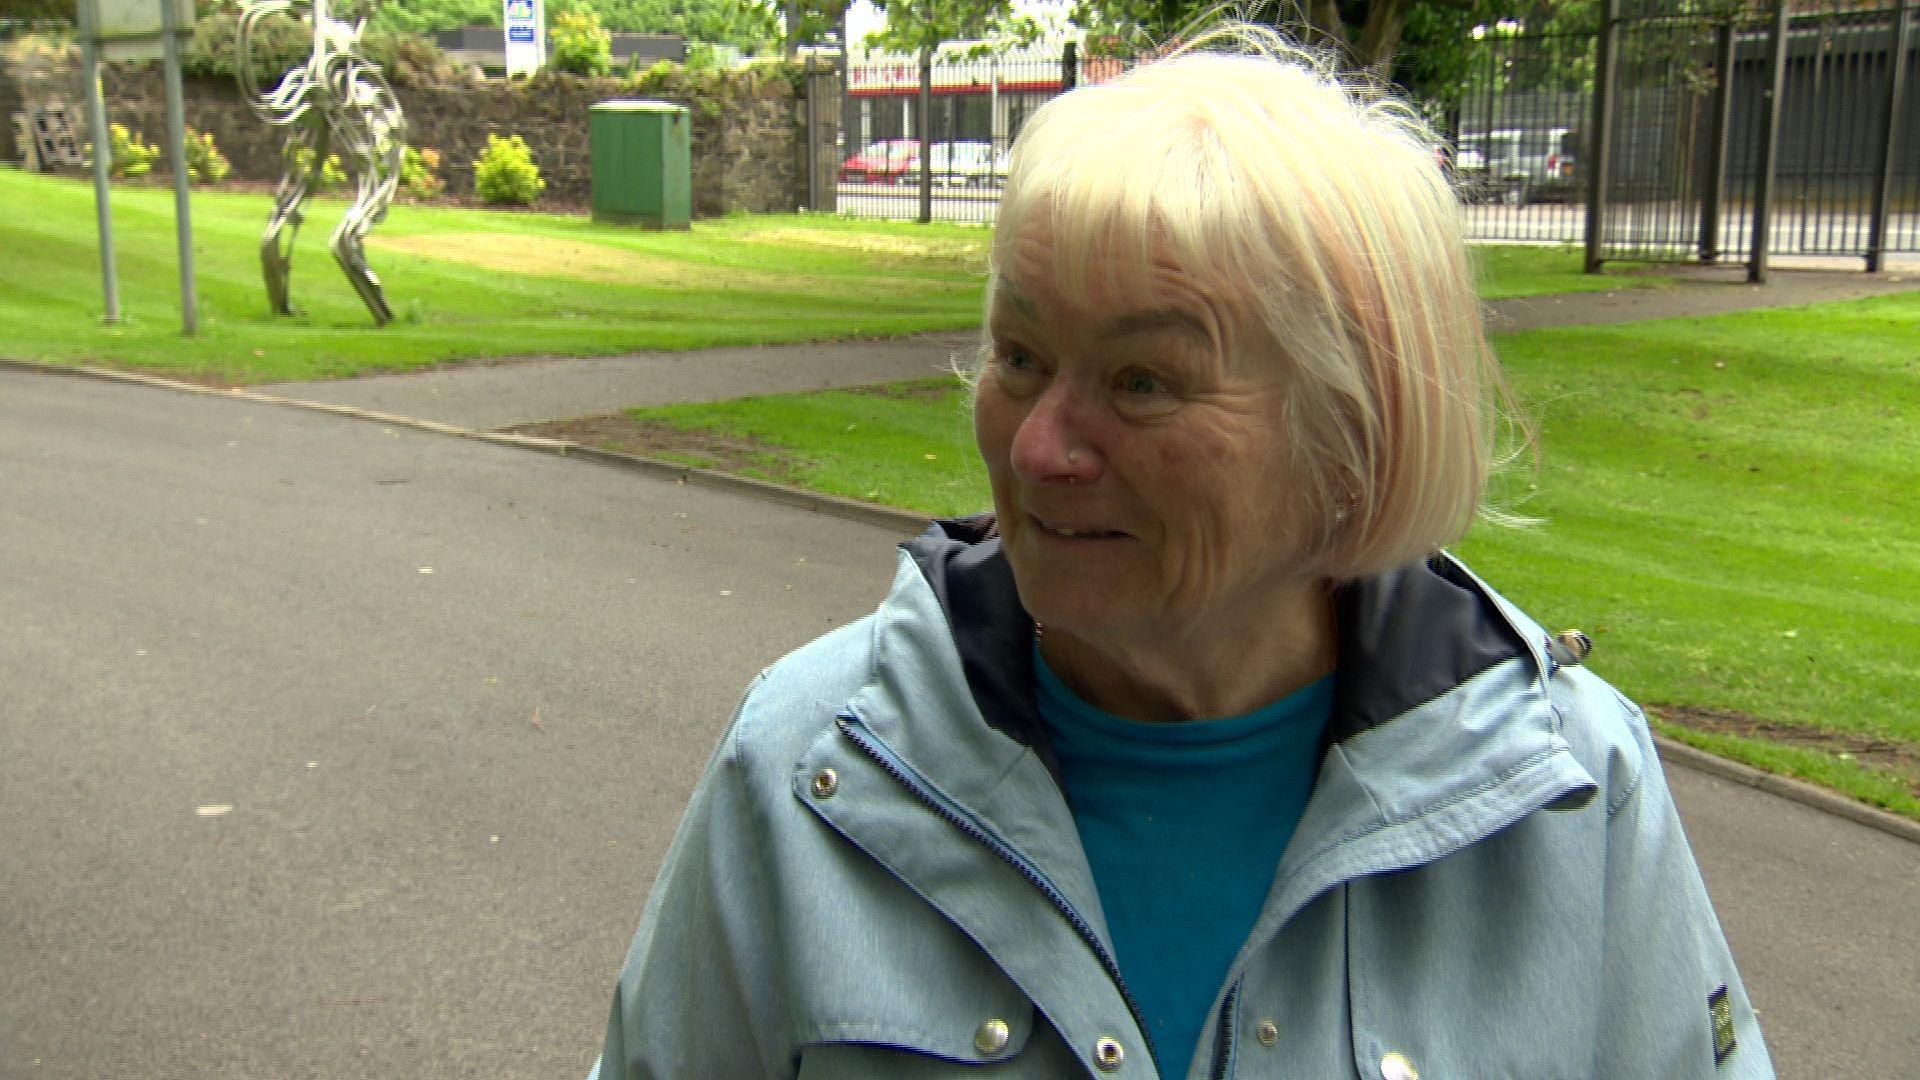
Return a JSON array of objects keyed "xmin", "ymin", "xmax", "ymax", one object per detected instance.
[
  {"xmin": 1, "ymin": 369, "xmax": 912, "ymax": 1079},
  {"xmin": 253, "ymin": 331, "xmax": 979, "ymax": 431},
  {"xmin": 1486, "ymin": 264, "xmax": 1916, "ymax": 333},
  {"xmin": 1670, "ymin": 765, "xmax": 1920, "ymax": 1077},
  {"xmin": 5, "ymin": 367, "xmax": 1919, "ymax": 1077},
  {"xmin": 248, "ymin": 269, "xmax": 1918, "ymax": 432}
]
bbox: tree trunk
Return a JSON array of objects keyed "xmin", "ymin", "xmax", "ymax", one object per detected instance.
[
  {"xmin": 1354, "ymin": 0, "xmax": 1417, "ymax": 73},
  {"xmin": 1306, "ymin": 0, "xmax": 1344, "ymax": 53}
]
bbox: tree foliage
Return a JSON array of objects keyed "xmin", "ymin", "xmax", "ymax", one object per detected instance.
[
  {"xmin": 0, "ymin": 0, "xmax": 77, "ymax": 24},
  {"xmin": 1005, "ymin": 0, "xmax": 1621, "ymax": 101},
  {"xmin": 363, "ymin": 0, "xmax": 781, "ymax": 53},
  {"xmin": 862, "ymin": 0, "xmax": 1047, "ymax": 54}
]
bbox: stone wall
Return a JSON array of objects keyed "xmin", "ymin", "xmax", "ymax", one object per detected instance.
[{"xmin": 2, "ymin": 45, "xmax": 836, "ymax": 217}]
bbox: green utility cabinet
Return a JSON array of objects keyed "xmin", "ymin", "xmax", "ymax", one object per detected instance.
[{"xmin": 589, "ymin": 100, "xmax": 691, "ymax": 229}]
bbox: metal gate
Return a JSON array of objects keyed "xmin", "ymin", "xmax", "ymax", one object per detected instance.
[
  {"xmin": 1446, "ymin": 27, "xmax": 1597, "ymax": 245},
  {"xmin": 1588, "ymin": 0, "xmax": 1917, "ymax": 276}
]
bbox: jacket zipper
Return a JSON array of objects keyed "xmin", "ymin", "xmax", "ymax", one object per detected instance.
[
  {"xmin": 1208, "ymin": 981, "xmax": 1239, "ymax": 1078},
  {"xmin": 836, "ymin": 712, "xmax": 1161, "ymax": 1070}
]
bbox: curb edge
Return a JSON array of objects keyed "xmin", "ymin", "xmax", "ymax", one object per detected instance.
[{"xmin": 1654, "ymin": 735, "xmax": 1920, "ymax": 846}]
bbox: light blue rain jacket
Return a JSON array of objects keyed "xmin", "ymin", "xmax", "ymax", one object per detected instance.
[{"xmin": 593, "ymin": 519, "xmax": 1773, "ymax": 1079}]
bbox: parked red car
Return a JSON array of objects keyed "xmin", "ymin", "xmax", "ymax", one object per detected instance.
[{"xmin": 838, "ymin": 139, "xmax": 921, "ymax": 184}]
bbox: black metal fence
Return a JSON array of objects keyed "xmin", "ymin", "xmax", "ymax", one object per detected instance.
[
  {"xmin": 1582, "ymin": 0, "xmax": 1918, "ymax": 275},
  {"xmin": 1745, "ymin": 0, "xmax": 1916, "ymax": 270},
  {"xmin": 1445, "ymin": 31, "xmax": 1596, "ymax": 244},
  {"xmin": 815, "ymin": 1, "xmax": 1916, "ymax": 274}
]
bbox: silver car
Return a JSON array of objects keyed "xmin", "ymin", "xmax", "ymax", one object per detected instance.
[
  {"xmin": 1454, "ymin": 127, "xmax": 1580, "ymax": 204},
  {"xmin": 928, "ymin": 140, "xmax": 1006, "ymax": 188}
]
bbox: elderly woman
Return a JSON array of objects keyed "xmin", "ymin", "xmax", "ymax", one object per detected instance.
[{"xmin": 590, "ymin": 28, "xmax": 1772, "ymax": 1080}]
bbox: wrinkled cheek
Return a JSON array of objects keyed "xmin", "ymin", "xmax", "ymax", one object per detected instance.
[
  {"xmin": 973, "ymin": 394, "xmax": 1022, "ymax": 507},
  {"xmin": 1172, "ymin": 512, "xmax": 1238, "ymax": 609},
  {"xmin": 972, "ymin": 391, "xmax": 1005, "ymax": 471},
  {"xmin": 1156, "ymin": 445, "xmax": 1235, "ymax": 602}
]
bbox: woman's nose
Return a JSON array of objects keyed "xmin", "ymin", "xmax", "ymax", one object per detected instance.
[{"xmin": 1010, "ymin": 384, "xmax": 1104, "ymax": 486}]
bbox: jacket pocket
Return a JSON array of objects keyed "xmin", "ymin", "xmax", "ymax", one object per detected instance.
[
  {"xmin": 793, "ymin": 1003, "xmax": 1086, "ymax": 1078},
  {"xmin": 784, "ymin": 921, "xmax": 1081, "ymax": 1078},
  {"xmin": 1344, "ymin": 817, "xmax": 1604, "ymax": 1080}
]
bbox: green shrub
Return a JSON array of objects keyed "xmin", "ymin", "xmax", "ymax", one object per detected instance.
[
  {"xmin": 185, "ymin": 0, "xmax": 308, "ymax": 88},
  {"xmin": 549, "ymin": 9, "xmax": 612, "ymax": 77},
  {"xmin": 358, "ymin": 25, "xmax": 453, "ymax": 88},
  {"xmin": 106, "ymin": 123, "xmax": 159, "ymax": 179},
  {"xmin": 472, "ymin": 133, "xmax": 545, "ymax": 205},
  {"xmin": 293, "ymin": 146, "xmax": 348, "ymax": 188},
  {"xmin": 681, "ymin": 41, "xmax": 722, "ymax": 72},
  {"xmin": 184, "ymin": 129, "xmax": 231, "ymax": 185},
  {"xmin": 623, "ymin": 58, "xmax": 803, "ymax": 122},
  {"xmin": 400, "ymin": 145, "xmax": 445, "ymax": 200}
]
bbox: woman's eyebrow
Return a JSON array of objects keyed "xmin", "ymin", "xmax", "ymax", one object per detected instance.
[
  {"xmin": 992, "ymin": 281, "xmax": 1039, "ymax": 322},
  {"xmin": 1097, "ymin": 308, "xmax": 1212, "ymax": 344}
]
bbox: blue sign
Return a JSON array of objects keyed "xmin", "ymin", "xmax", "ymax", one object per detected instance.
[{"xmin": 508, "ymin": 26, "xmax": 535, "ymax": 41}]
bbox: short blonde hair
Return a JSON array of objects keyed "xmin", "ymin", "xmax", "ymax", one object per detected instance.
[{"xmin": 988, "ymin": 25, "xmax": 1512, "ymax": 579}]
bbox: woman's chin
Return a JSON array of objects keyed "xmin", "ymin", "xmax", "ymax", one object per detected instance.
[{"xmin": 1016, "ymin": 583, "xmax": 1149, "ymax": 643}]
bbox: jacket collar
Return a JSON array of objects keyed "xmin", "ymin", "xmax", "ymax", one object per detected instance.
[
  {"xmin": 891, "ymin": 515, "xmax": 1598, "ymax": 869},
  {"xmin": 900, "ymin": 513, "xmax": 1540, "ymax": 752}
]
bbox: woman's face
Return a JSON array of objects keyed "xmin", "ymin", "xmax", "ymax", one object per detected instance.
[{"xmin": 974, "ymin": 238, "xmax": 1323, "ymax": 651}]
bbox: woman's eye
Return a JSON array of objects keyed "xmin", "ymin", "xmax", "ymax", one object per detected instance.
[
  {"xmin": 1117, "ymin": 370, "xmax": 1167, "ymax": 395},
  {"xmin": 993, "ymin": 347, "xmax": 1042, "ymax": 380}
]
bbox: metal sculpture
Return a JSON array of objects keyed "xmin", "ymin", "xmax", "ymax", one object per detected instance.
[{"xmin": 237, "ymin": 0, "xmax": 405, "ymax": 325}]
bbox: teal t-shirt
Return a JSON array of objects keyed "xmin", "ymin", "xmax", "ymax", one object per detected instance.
[{"xmin": 1035, "ymin": 648, "xmax": 1333, "ymax": 1079}]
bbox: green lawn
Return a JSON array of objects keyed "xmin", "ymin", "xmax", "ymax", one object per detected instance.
[
  {"xmin": 1456, "ymin": 294, "xmax": 1920, "ymax": 815},
  {"xmin": 0, "ymin": 169, "xmax": 988, "ymax": 382},
  {"xmin": 625, "ymin": 379, "xmax": 991, "ymax": 516},
  {"xmin": 1, "ymin": 168, "xmax": 1656, "ymax": 383},
  {"xmin": 1472, "ymin": 243, "xmax": 1670, "ymax": 300},
  {"xmin": 622, "ymin": 292, "xmax": 1920, "ymax": 818}
]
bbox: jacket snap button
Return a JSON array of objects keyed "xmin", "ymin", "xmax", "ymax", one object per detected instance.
[
  {"xmin": 1093, "ymin": 1035, "xmax": 1125, "ymax": 1071},
  {"xmin": 1255, "ymin": 1019, "xmax": 1279, "ymax": 1046},
  {"xmin": 974, "ymin": 1018, "xmax": 1010, "ymax": 1055},
  {"xmin": 810, "ymin": 768, "xmax": 838, "ymax": 799},
  {"xmin": 1381, "ymin": 1050, "xmax": 1418, "ymax": 1080}
]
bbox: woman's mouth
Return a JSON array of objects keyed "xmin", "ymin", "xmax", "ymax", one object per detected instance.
[{"xmin": 1031, "ymin": 515, "xmax": 1130, "ymax": 540}]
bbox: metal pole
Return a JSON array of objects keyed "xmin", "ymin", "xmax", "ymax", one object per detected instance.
[
  {"xmin": 78, "ymin": 13, "xmax": 120, "ymax": 324},
  {"xmin": 990, "ymin": 55, "xmax": 999, "ymax": 151},
  {"xmin": 805, "ymin": 56, "xmax": 819, "ymax": 211},
  {"xmin": 836, "ymin": 8, "xmax": 850, "ymax": 198},
  {"xmin": 1748, "ymin": 0, "xmax": 1792, "ymax": 285},
  {"xmin": 1584, "ymin": 0, "xmax": 1620, "ymax": 273},
  {"xmin": 159, "ymin": 0, "xmax": 197, "ymax": 334},
  {"xmin": 1700, "ymin": 21, "xmax": 1736, "ymax": 264},
  {"xmin": 1866, "ymin": 0, "xmax": 1912, "ymax": 272},
  {"xmin": 917, "ymin": 45, "xmax": 932, "ymax": 225}
]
